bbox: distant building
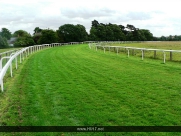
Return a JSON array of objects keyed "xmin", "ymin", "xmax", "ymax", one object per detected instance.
[{"xmin": 7, "ymin": 37, "xmax": 17, "ymax": 46}]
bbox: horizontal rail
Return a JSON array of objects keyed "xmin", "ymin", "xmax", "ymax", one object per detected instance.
[
  {"xmin": 89, "ymin": 43, "xmax": 181, "ymax": 63},
  {"xmin": 0, "ymin": 42, "xmax": 85, "ymax": 92}
]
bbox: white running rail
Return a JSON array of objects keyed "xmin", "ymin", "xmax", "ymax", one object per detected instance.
[
  {"xmin": 89, "ymin": 42, "xmax": 181, "ymax": 63},
  {"xmin": 0, "ymin": 42, "xmax": 85, "ymax": 92}
]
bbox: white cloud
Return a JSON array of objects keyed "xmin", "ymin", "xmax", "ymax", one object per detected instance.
[{"xmin": 0, "ymin": 0, "xmax": 181, "ymax": 36}]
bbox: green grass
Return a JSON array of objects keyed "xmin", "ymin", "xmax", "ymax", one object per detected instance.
[
  {"xmin": 0, "ymin": 48, "xmax": 21, "ymax": 53},
  {"xmin": 101, "ymin": 41, "xmax": 181, "ymax": 62},
  {"xmin": 0, "ymin": 44, "xmax": 181, "ymax": 136},
  {"xmin": 113, "ymin": 41, "xmax": 181, "ymax": 50}
]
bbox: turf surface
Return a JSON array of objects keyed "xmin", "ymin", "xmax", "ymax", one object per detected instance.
[{"xmin": 0, "ymin": 44, "xmax": 181, "ymax": 135}]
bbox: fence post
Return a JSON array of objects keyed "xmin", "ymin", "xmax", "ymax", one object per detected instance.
[
  {"xmin": 10, "ymin": 62, "xmax": 13, "ymax": 77},
  {"xmin": 26, "ymin": 50, "xmax": 27, "ymax": 58},
  {"xmin": 127, "ymin": 49, "xmax": 130, "ymax": 57},
  {"xmin": 6, "ymin": 53, "xmax": 8, "ymax": 63},
  {"xmin": 22, "ymin": 52, "xmax": 24, "ymax": 61},
  {"xmin": 132, "ymin": 49, "xmax": 134, "ymax": 56},
  {"xmin": 1, "ymin": 80, "xmax": 3, "ymax": 92},
  {"xmin": 141, "ymin": 50, "xmax": 144, "ymax": 60},
  {"xmin": 163, "ymin": 51, "xmax": 166, "ymax": 63},
  {"xmin": 15, "ymin": 56, "xmax": 18, "ymax": 69},
  {"xmin": 170, "ymin": 50, "xmax": 172, "ymax": 61},
  {"xmin": 0, "ymin": 58, "xmax": 2, "ymax": 70},
  {"xmin": 20, "ymin": 52, "xmax": 22, "ymax": 63},
  {"xmin": 154, "ymin": 50, "xmax": 156, "ymax": 59}
]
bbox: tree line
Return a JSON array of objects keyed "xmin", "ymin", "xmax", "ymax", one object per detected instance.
[{"xmin": 1, "ymin": 20, "xmax": 181, "ymax": 48}]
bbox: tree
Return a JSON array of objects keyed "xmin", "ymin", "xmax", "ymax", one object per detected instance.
[
  {"xmin": 119, "ymin": 25, "xmax": 128, "ymax": 36},
  {"xmin": 89, "ymin": 26, "xmax": 99, "ymax": 41},
  {"xmin": 89, "ymin": 21, "xmax": 126, "ymax": 41},
  {"xmin": 13, "ymin": 30, "xmax": 30, "ymax": 37},
  {"xmin": 34, "ymin": 27, "xmax": 42, "ymax": 35},
  {"xmin": 38, "ymin": 29, "xmax": 58, "ymax": 44},
  {"xmin": 0, "ymin": 35, "xmax": 9, "ymax": 48},
  {"xmin": 75, "ymin": 24, "xmax": 88, "ymax": 42},
  {"xmin": 91, "ymin": 20, "xmax": 99, "ymax": 28},
  {"xmin": 140, "ymin": 29, "xmax": 153, "ymax": 41},
  {"xmin": 107, "ymin": 24, "xmax": 126, "ymax": 41},
  {"xmin": 57, "ymin": 24, "xmax": 87, "ymax": 42},
  {"xmin": 33, "ymin": 35, "xmax": 41, "ymax": 44},
  {"xmin": 57, "ymin": 24, "xmax": 76, "ymax": 42},
  {"xmin": 14, "ymin": 35, "xmax": 35, "ymax": 47},
  {"xmin": 0, "ymin": 28, "xmax": 11, "ymax": 40},
  {"xmin": 13, "ymin": 30, "xmax": 35, "ymax": 47},
  {"xmin": 126, "ymin": 24, "xmax": 136, "ymax": 31},
  {"xmin": 160, "ymin": 36, "xmax": 167, "ymax": 41}
]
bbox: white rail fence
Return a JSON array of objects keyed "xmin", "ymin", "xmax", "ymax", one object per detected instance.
[
  {"xmin": 0, "ymin": 42, "xmax": 84, "ymax": 92},
  {"xmin": 89, "ymin": 43, "xmax": 181, "ymax": 63},
  {"xmin": 1, "ymin": 41, "xmax": 180, "ymax": 92}
]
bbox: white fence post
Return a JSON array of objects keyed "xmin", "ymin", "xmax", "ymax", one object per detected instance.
[
  {"xmin": 10, "ymin": 63, "xmax": 12, "ymax": 77},
  {"xmin": 0, "ymin": 43, "xmax": 59, "ymax": 92},
  {"xmin": 1, "ymin": 80, "xmax": 3, "ymax": 92},
  {"xmin": 163, "ymin": 51, "xmax": 166, "ymax": 63},
  {"xmin": 20, "ymin": 52, "xmax": 22, "ymax": 63},
  {"xmin": 15, "ymin": 56, "xmax": 18, "ymax": 69},
  {"xmin": 142, "ymin": 50, "xmax": 144, "ymax": 60}
]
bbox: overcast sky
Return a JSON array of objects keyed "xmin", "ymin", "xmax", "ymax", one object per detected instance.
[{"xmin": 0, "ymin": 0, "xmax": 181, "ymax": 37}]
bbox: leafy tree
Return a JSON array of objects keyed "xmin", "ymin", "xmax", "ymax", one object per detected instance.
[
  {"xmin": 57, "ymin": 24, "xmax": 76, "ymax": 42},
  {"xmin": 14, "ymin": 35, "xmax": 35, "ymax": 47},
  {"xmin": 119, "ymin": 25, "xmax": 128, "ymax": 36},
  {"xmin": 89, "ymin": 21, "xmax": 126, "ymax": 41},
  {"xmin": 89, "ymin": 27, "xmax": 99, "ymax": 41},
  {"xmin": 33, "ymin": 35, "xmax": 41, "ymax": 44},
  {"xmin": 38, "ymin": 29, "xmax": 58, "ymax": 44},
  {"xmin": 92, "ymin": 20, "xmax": 99, "ymax": 28},
  {"xmin": 0, "ymin": 35, "xmax": 9, "ymax": 48},
  {"xmin": 160, "ymin": 36, "xmax": 167, "ymax": 41},
  {"xmin": 75, "ymin": 24, "xmax": 88, "ymax": 42},
  {"xmin": 57, "ymin": 24, "xmax": 88, "ymax": 42},
  {"xmin": 34, "ymin": 27, "xmax": 42, "ymax": 35},
  {"xmin": 0, "ymin": 28, "xmax": 12, "ymax": 40},
  {"xmin": 126, "ymin": 24, "xmax": 136, "ymax": 31},
  {"xmin": 13, "ymin": 30, "xmax": 30, "ymax": 37},
  {"xmin": 140, "ymin": 29, "xmax": 153, "ymax": 41},
  {"xmin": 107, "ymin": 24, "xmax": 126, "ymax": 41},
  {"xmin": 97, "ymin": 24, "xmax": 107, "ymax": 40},
  {"xmin": 56, "ymin": 30, "xmax": 64, "ymax": 43},
  {"xmin": 13, "ymin": 30, "xmax": 35, "ymax": 47}
]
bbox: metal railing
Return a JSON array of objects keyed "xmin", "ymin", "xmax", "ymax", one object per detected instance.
[
  {"xmin": 0, "ymin": 42, "xmax": 86, "ymax": 92},
  {"xmin": 89, "ymin": 42, "xmax": 181, "ymax": 63}
]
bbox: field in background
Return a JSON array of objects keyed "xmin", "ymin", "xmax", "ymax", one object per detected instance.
[
  {"xmin": 100, "ymin": 41, "xmax": 181, "ymax": 62},
  {"xmin": 0, "ymin": 44, "xmax": 181, "ymax": 136},
  {"xmin": 113, "ymin": 41, "xmax": 181, "ymax": 50},
  {"xmin": 0, "ymin": 48, "xmax": 21, "ymax": 53}
]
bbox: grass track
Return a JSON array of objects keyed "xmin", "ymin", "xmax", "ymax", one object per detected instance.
[{"xmin": 0, "ymin": 44, "xmax": 181, "ymax": 136}]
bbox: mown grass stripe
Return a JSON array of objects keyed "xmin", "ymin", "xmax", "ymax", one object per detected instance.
[{"xmin": 0, "ymin": 44, "xmax": 181, "ymax": 135}]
